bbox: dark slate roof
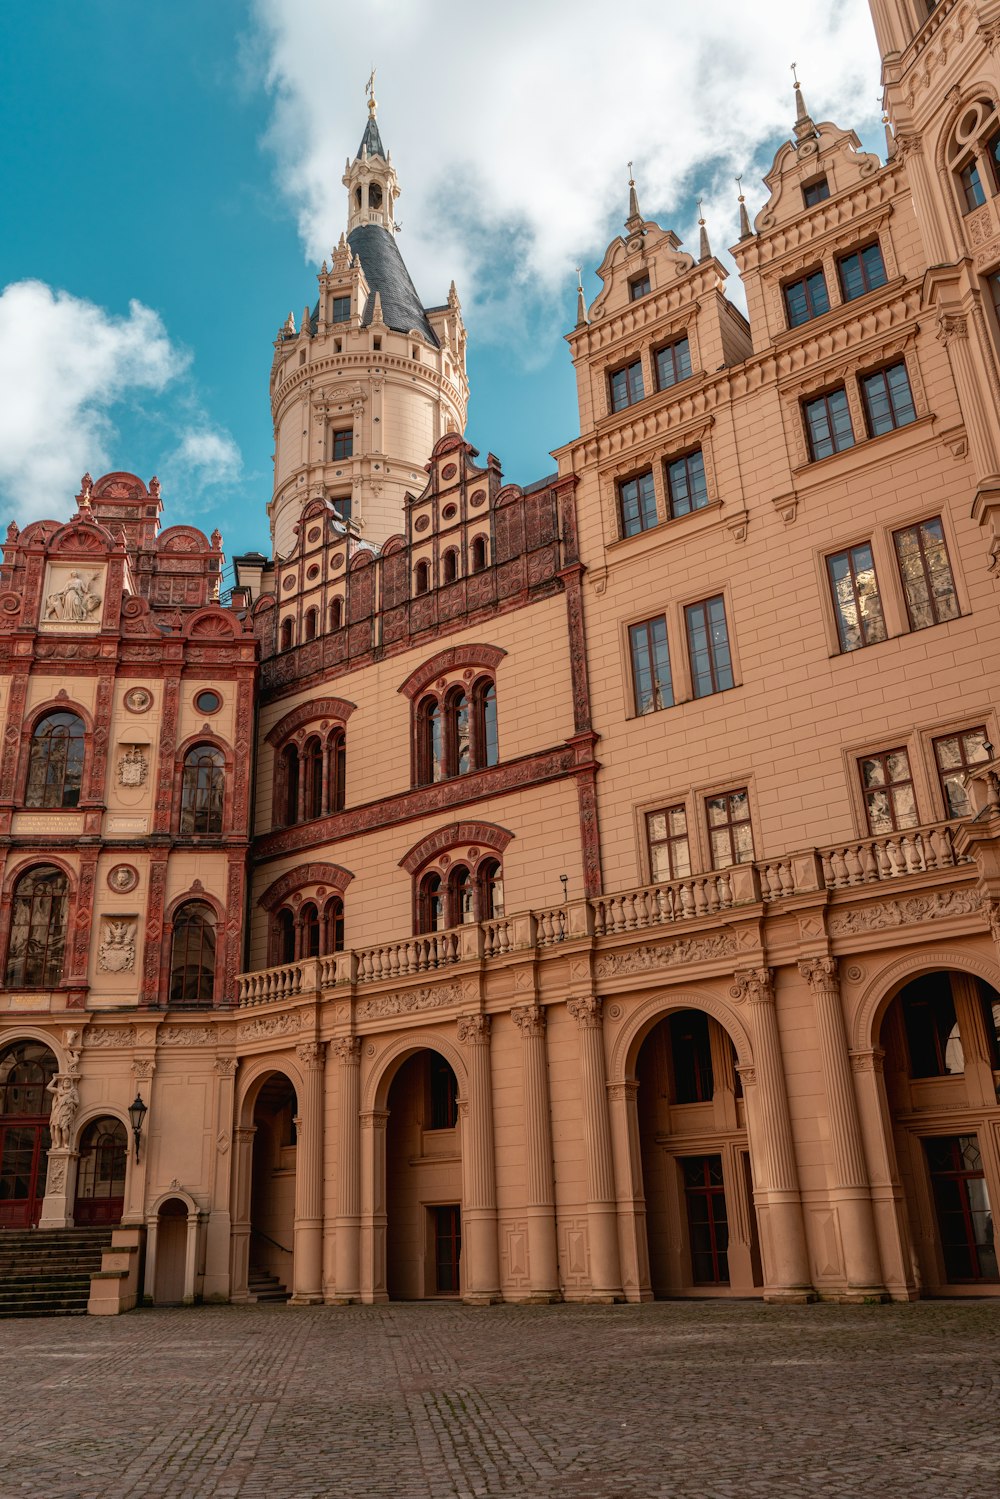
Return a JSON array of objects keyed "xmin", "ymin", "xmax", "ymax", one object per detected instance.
[
  {"xmin": 347, "ymin": 224, "xmax": 439, "ymax": 346},
  {"xmin": 357, "ymin": 114, "xmax": 385, "ymax": 159}
]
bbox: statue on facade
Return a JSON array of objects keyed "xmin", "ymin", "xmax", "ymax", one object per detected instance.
[
  {"xmin": 44, "ymin": 569, "xmax": 103, "ymax": 623},
  {"xmin": 45, "ymin": 1074, "xmax": 80, "ymax": 1150}
]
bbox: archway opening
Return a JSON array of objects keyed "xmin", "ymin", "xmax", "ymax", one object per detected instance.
[
  {"xmin": 0, "ymin": 1039, "xmax": 57, "ymax": 1227},
  {"xmin": 385, "ymin": 1050, "xmax": 462, "ymax": 1299},
  {"xmin": 249, "ymin": 1073, "xmax": 297, "ymax": 1295},
  {"xmin": 74, "ymin": 1117, "xmax": 127, "ymax": 1225},
  {"xmin": 154, "ymin": 1197, "xmax": 188, "ymax": 1303},
  {"xmin": 879, "ymin": 970, "xmax": 1000, "ymax": 1293},
  {"xmin": 634, "ymin": 1009, "xmax": 761, "ymax": 1297}
]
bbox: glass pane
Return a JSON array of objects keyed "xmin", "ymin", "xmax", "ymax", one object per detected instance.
[
  {"xmin": 861, "ymin": 756, "xmax": 886, "ymax": 787},
  {"xmin": 668, "ymin": 808, "xmax": 687, "ymax": 837},
  {"xmin": 935, "ymin": 735, "xmax": 962, "ymax": 771},
  {"xmin": 885, "ymin": 750, "xmax": 911, "ymax": 783},
  {"xmin": 706, "ymin": 795, "xmax": 727, "ymax": 826},
  {"xmin": 710, "ymin": 828, "xmax": 732, "ymax": 868},
  {"xmin": 647, "ymin": 812, "xmax": 667, "ymax": 842},
  {"xmin": 865, "ymin": 789, "xmax": 894, "ymax": 834},
  {"xmin": 891, "ymin": 783, "xmax": 919, "ymax": 827}
]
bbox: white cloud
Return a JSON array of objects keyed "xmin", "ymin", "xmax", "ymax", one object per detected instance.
[
  {"xmin": 252, "ymin": 0, "xmax": 882, "ymax": 348},
  {"xmin": 0, "ymin": 280, "xmax": 244, "ymax": 526}
]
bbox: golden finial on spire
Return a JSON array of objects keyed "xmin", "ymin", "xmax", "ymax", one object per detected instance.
[
  {"xmin": 366, "ymin": 66, "xmax": 377, "ymax": 116},
  {"xmin": 790, "ymin": 60, "xmax": 799, "ymax": 86}
]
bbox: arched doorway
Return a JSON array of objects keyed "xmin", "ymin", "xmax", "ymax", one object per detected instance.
[
  {"xmin": 248, "ymin": 1073, "xmax": 297, "ymax": 1295},
  {"xmin": 634, "ymin": 1008, "xmax": 761, "ymax": 1297},
  {"xmin": 0, "ymin": 1039, "xmax": 57, "ymax": 1227},
  {"xmin": 74, "ymin": 1117, "xmax": 127, "ymax": 1226},
  {"xmin": 879, "ymin": 969, "xmax": 1000, "ymax": 1294},
  {"xmin": 154, "ymin": 1198, "xmax": 188, "ymax": 1303},
  {"xmin": 385, "ymin": 1050, "xmax": 462, "ymax": 1299}
]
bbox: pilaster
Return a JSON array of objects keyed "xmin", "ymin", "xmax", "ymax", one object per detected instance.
[
  {"xmin": 567, "ymin": 995, "xmax": 624, "ymax": 1301},
  {"xmin": 457, "ymin": 1013, "xmax": 501, "ymax": 1303},
  {"xmin": 510, "ymin": 1005, "xmax": 560, "ymax": 1301}
]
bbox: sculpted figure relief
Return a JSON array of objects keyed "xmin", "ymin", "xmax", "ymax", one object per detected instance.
[
  {"xmin": 46, "ymin": 1074, "xmax": 80, "ymax": 1149},
  {"xmin": 44, "ymin": 569, "xmax": 103, "ymax": 623}
]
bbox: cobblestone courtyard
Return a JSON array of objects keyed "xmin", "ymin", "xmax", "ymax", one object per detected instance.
[{"xmin": 0, "ymin": 1300, "xmax": 997, "ymax": 1499}]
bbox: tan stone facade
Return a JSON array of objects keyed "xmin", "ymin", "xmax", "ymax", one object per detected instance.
[{"xmin": 5, "ymin": 0, "xmax": 1000, "ymax": 1310}]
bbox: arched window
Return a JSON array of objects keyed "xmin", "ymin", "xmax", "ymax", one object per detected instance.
[
  {"xmin": 442, "ymin": 548, "xmax": 459, "ymax": 584},
  {"xmin": 5, "ymin": 866, "xmax": 68, "ymax": 988},
  {"xmin": 0, "ymin": 1040, "xmax": 56, "ymax": 1116},
  {"xmin": 75, "ymin": 1118, "xmax": 128, "ymax": 1226},
  {"xmin": 417, "ymin": 696, "xmax": 445, "ymax": 784},
  {"xmin": 324, "ymin": 895, "xmax": 345, "ymax": 954},
  {"xmin": 414, "ymin": 560, "xmax": 430, "ymax": 595},
  {"xmin": 280, "ymin": 617, "xmax": 294, "ymax": 651},
  {"xmin": 180, "ymin": 744, "xmax": 225, "ymax": 834},
  {"xmin": 947, "ymin": 98, "xmax": 1000, "ymax": 214},
  {"xmin": 471, "ymin": 535, "xmax": 488, "ymax": 572},
  {"xmin": 304, "ymin": 607, "xmax": 318, "ymax": 642},
  {"xmin": 169, "ymin": 901, "xmax": 217, "ymax": 1006},
  {"xmin": 25, "ymin": 712, "xmax": 85, "ymax": 808},
  {"xmin": 478, "ymin": 859, "xmax": 504, "ymax": 920},
  {"xmin": 276, "ymin": 908, "xmax": 295, "ymax": 965},
  {"xmin": 444, "ymin": 687, "xmax": 471, "ymax": 776},
  {"xmin": 301, "ymin": 901, "xmax": 321, "ymax": 959},
  {"xmin": 281, "ymin": 743, "xmax": 300, "ymax": 825},
  {"xmin": 304, "ymin": 736, "xmax": 324, "ymax": 820},
  {"xmin": 472, "ymin": 678, "xmax": 499, "ymax": 769},
  {"xmin": 328, "ymin": 728, "xmax": 346, "ymax": 812},
  {"xmin": 448, "ymin": 865, "xmax": 474, "ymax": 924},
  {"xmin": 329, "ymin": 597, "xmax": 343, "ymax": 630},
  {"xmin": 369, "ymin": 182, "xmax": 383, "ymax": 210},
  {"xmin": 418, "ymin": 873, "xmax": 446, "ymax": 933}
]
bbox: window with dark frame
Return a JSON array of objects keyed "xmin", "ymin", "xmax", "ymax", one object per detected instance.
[
  {"xmin": 893, "ymin": 516, "xmax": 960, "ymax": 630},
  {"xmin": 629, "ymin": 273, "xmax": 651, "ymax": 300},
  {"xmin": 802, "ymin": 177, "xmax": 830, "ymax": 208},
  {"xmin": 179, "ymin": 745, "xmax": 225, "ymax": 835},
  {"xmin": 681, "ymin": 1155, "xmax": 730, "ymax": 1284},
  {"xmin": 25, "ymin": 712, "xmax": 85, "ymax": 809},
  {"xmin": 331, "ymin": 428, "xmax": 353, "ymax": 460},
  {"xmin": 609, "ymin": 359, "xmax": 645, "ymax": 412},
  {"xmin": 899, "ymin": 975, "xmax": 965, "ymax": 1078},
  {"xmin": 629, "ymin": 616, "xmax": 673, "ymax": 715},
  {"xmin": 783, "ymin": 268, "xmax": 830, "ymax": 327},
  {"xmin": 860, "ymin": 362, "xmax": 917, "ymax": 436},
  {"xmin": 826, "ymin": 542, "xmax": 888, "ymax": 652},
  {"xmin": 331, "ymin": 295, "xmax": 351, "ymax": 323},
  {"xmin": 665, "ymin": 449, "xmax": 709, "ymax": 518},
  {"xmin": 168, "ymin": 901, "xmax": 217, "ymax": 1006},
  {"xmin": 670, "ymin": 1011, "xmax": 715, "ymax": 1103},
  {"xmin": 432, "ymin": 1203, "xmax": 462, "ymax": 1294},
  {"xmin": 428, "ymin": 1054, "xmax": 458, "ymax": 1130},
  {"xmin": 705, "ymin": 788, "xmax": 754, "ymax": 869},
  {"xmin": 838, "ymin": 243, "xmax": 888, "ymax": 301},
  {"xmin": 655, "ymin": 336, "xmax": 692, "ymax": 391},
  {"xmin": 618, "ymin": 470, "xmax": 658, "ymax": 537},
  {"xmin": 933, "ymin": 726, "xmax": 991, "ymax": 818},
  {"xmin": 959, "ymin": 159, "xmax": 987, "ymax": 213},
  {"xmin": 4, "ymin": 866, "xmax": 68, "ymax": 989},
  {"xmin": 685, "ymin": 595, "xmax": 734, "ymax": 698},
  {"xmin": 924, "ymin": 1135, "xmax": 998, "ymax": 1283},
  {"xmin": 646, "ymin": 805, "xmax": 692, "ymax": 882},
  {"xmin": 859, "ymin": 747, "xmax": 919, "ymax": 834},
  {"xmin": 803, "ymin": 387, "xmax": 854, "ymax": 460}
]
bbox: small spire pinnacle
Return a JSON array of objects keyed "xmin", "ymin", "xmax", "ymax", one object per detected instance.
[
  {"xmin": 697, "ymin": 198, "xmax": 711, "ymax": 261},
  {"xmin": 791, "ymin": 62, "xmax": 818, "ymax": 145},
  {"xmin": 736, "ymin": 175, "xmax": 752, "ymax": 240},
  {"xmin": 575, "ymin": 267, "xmax": 588, "ymax": 328},
  {"xmin": 366, "ymin": 66, "xmax": 377, "ymax": 117},
  {"xmin": 626, "ymin": 161, "xmax": 642, "ymax": 227}
]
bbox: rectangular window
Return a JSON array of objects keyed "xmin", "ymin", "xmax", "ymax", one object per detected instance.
[
  {"xmin": 630, "ymin": 273, "xmax": 651, "ymax": 300},
  {"xmin": 959, "ymin": 160, "xmax": 986, "ymax": 214},
  {"xmin": 802, "ymin": 177, "xmax": 830, "ymax": 208},
  {"xmin": 331, "ymin": 294, "xmax": 351, "ymax": 323},
  {"xmin": 629, "ymin": 616, "xmax": 673, "ymax": 715},
  {"xmin": 646, "ymin": 805, "xmax": 691, "ymax": 882},
  {"xmin": 803, "ymin": 388, "xmax": 854, "ymax": 460},
  {"xmin": 925, "ymin": 1136, "xmax": 998, "ymax": 1283},
  {"xmin": 685, "ymin": 595, "xmax": 734, "ymax": 698},
  {"xmin": 838, "ymin": 243, "xmax": 888, "ymax": 301},
  {"xmin": 893, "ymin": 516, "xmax": 959, "ymax": 630},
  {"xmin": 859, "ymin": 747, "xmax": 919, "ymax": 834},
  {"xmin": 665, "ymin": 450, "xmax": 709, "ymax": 518},
  {"xmin": 681, "ymin": 1156, "xmax": 730, "ymax": 1284},
  {"xmin": 655, "ymin": 336, "xmax": 692, "ymax": 391},
  {"xmin": 933, "ymin": 726, "xmax": 991, "ymax": 818},
  {"xmin": 618, "ymin": 470, "xmax": 658, "ymax": 537},
  {"xmin": 432, "ymin": 1204, "xmax": 462, "ymax": 1294},
  {"xmin": 783, "ymin": 269, "xmax": 830, "ymax": 327},
  {"xmin": 861, "ymin": 362, "xmax": 917, "ymax": 435},
  {"xmin": 705, "ymin": 788, "xmax": 754, "ymax": 869},
  {"xmin": 671, "ymin": 1013, "xmax": 714, "ymax": 1104},
  {"xmin": 331, "ymin": 429, "xmax": 353, "ymax": 460},
  {"xmin": 428, "ymin": 1054, "xmax": 458, "ymax": 1130},
  {"xmin": 826, "ymin": 542, "xmax": 887, "ymax": 652},
  {"xmin": 609, "ymin": 359, "xmax": 645, "ymax": 412},
  {"xmin": 902, "ymin": 976, "xmax": 964, "ymax": 1078}
]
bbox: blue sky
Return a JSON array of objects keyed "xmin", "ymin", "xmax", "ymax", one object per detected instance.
[{"xmin": 0, "ymin": 1, "xmax": 884, "ymax": 569}]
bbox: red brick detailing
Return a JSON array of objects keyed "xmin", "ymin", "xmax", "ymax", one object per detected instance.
[
  {"xmin": 223, "ymin": 850, "xmax": 246, "ymax": 1005},
  {"xmin": 265, "ymin": 697, "xmax": 358, "ymax": 746},
  {"xmin": 231, "ymin": 674, "xmax": 255, "ymax": 834},
  {"xmin": 397, "ymin": 644, "xmax": 508, "ymax": 701},
  {"xmin": 153, "ymin": 674, "xmax": 181, "ymax": 835},
  {"xmin": 259, "ymin": 862, "xmax": 355, "ymax": 911},
  {"xmin": 140, "ymin": 852, "xmax": 170, "ymax": 1007},
  {"xmin": 399, "ymin": 821, "xmax": 514, "ymax": 876},
  {"xmin": 85, "ymin": 669, "xmax": 115, "ymax": 804},
  {"xmin": 0, "ymin": 671, "xmax": 29, "ymax": 807},
  {"xmin": 67, "ymin": 847, "xmax": 99, "ymax": 988},
  {"xmin": 576, "ymin": 766, "xmax": 603, "ymax": 899},
  {"xmin": 561, "ymin": 565, "xmax": 593, "ymax": 737}
]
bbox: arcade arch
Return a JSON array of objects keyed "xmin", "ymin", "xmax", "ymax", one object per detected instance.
[{"xmin": 0, "ymin": 1037, "xmax": 57, "ymax": 1227}]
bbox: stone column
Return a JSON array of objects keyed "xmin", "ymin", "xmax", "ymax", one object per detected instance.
[
  {"xmin": 203, "ymin": 1056, "xmax": 237, "ymax": 1302},
  {"xmin": 567, "ymin": 996, "xmax": 623, "ymax": 1301},
  {"xmin": 733, "ymin": 968, "xmax": 814, "ymax": 1302},
  {"xmin": 360, "ymin": 1109, "xmax": 389, "ymax": 1303},
  {"xmin": 850, "ymin": 1047, "xmax": 918, "ymax": 1297},
  {"xmin": 511, "ymin": 1005, "xmax": 560, "ymax": 1301},
  {"xmin": 799, "ymin": 958, "xmax": 885, "ymax": 1299},
  {"xmin": 291, "ymin": 1041, "xmax": 326, "ymax": 1304},
  {"xmin": 607, "ymin": 1080, "xmax": 652, "ymax": 1302},
  {"xmin": 457, "ymin": 1014, "xmax": 502, "ymax": 1304},
  {"xmin": 229, "ymin": 1124, "xmax": 256, "ymax": 1302},
  {"xmin": 331, "ymin": 1036, "xmax": 361, "ymax": 1304}
]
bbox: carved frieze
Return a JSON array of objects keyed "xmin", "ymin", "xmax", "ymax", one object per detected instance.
[
  {"xmin": 237, "ymin": 1011, "xmax": 303, "ymax": 1042},
  {"xmin": 157, "ymin": 1026, "xmax": 213, "ymax": 1047},
  {"xmin": 594, "ymin": 929, "xmax": 740, "ymax": 978},
  {"xmin": 356, "ymin": 982, "xmax": 468, "ymax": 1020},
  {"xmin": 84, "ymin": 1025, "xmax": 138, "ymax": 1048},
  {"xmin": 829, "ymin": 889, "xmax": 982, "ymax": 936}
]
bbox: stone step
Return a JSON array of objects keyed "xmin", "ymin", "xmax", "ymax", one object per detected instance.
[{"xmin": 0, "ymin": 1228, "xmax": 116, "ymax": 1317}]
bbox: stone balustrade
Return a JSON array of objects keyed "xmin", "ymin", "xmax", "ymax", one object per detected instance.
[{"xmin": 235, "ymin": 820, "xmax": 974, "ymax": 1005}]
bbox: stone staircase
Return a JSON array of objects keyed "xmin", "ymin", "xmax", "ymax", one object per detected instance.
[
  {"xmin": 248, "ymin": 1265, "xmax": 290, "ymax": 1304},
  {"xmin": 0, "ymin": 1227, "xmax": 114, "ymax": 1318}
]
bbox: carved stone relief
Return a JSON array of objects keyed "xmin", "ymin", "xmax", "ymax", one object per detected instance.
[
  {"xmin": 117, "ymin": 747, "xmax": 148, "ymax": 787},
  {"xmin": 594, "ymin": 929, "xmax": 740, "ymax": 978},
  {"xmin": 97, "ymin": 917, "xmax": 137, "ymax": 973}
]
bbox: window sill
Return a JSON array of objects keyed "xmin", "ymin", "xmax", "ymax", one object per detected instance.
[
  {"xmin": 793, "ymin": 411, "xmax": 935, "ymax": 482},
  {"xmin": 625, "ymin": 681, "xmax": 742, "ymax": 723},
  {"xmin": 827, "ymin": 610, "xmax": 969, "ymax": 660},
  {"xmin": 771, "ymin": 276, "xmax": 906, "ymax": 350},
  {"xmin": 595, "ymin": 371, "xmax": 706, "ymax": 430}
]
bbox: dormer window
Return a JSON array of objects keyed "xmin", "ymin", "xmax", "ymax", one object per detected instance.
[
  {"xmin": 802, "ymin": 176, "xmax": 830, "ymax": 208},
  {"xmin": 332, "ymin": 295, "xmax": 351, "ymax": 323},
  {"xmin": 783, "ymin": 269, "xmax": 830, "ymax": 328},
  {"xmin": 629, "ymin": 273, "xmax": 651, "ymax": 301},
  {"xmin": 609, "ymin": 359, "xmax": 645, "ymax": 413}
]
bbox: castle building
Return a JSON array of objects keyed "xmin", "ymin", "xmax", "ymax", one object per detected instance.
[{"xmin": 4, "ymin": 0, "xmax": 1000, "ymax": 1311}]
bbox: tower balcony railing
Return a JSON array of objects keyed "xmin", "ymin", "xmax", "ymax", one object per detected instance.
[{"xmin": 234, "ymin": 819, "xmax": 973, "ymax": 1007}]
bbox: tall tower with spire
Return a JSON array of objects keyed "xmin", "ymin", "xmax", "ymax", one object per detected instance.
[{"xmin": 268, "ymin": 84, "xmax": 469, "ymax": 557}]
